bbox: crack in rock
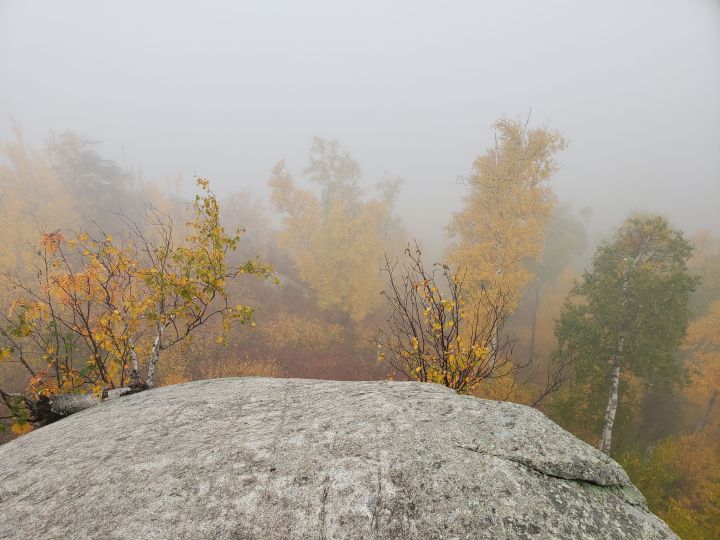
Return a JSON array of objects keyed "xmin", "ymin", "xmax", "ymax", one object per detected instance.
[{"xmin": 455, "ymin": 442, "xmax": 648, "ymax": 509}]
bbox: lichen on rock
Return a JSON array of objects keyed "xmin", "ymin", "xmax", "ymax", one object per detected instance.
[{"xmin": 0, "ymin": 378, "xmax": 677, "ymax": 539}]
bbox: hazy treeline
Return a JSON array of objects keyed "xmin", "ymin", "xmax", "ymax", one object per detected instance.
[{"xmin": 0, "ymin": 123, "xmax": 718, "ymax": 538}]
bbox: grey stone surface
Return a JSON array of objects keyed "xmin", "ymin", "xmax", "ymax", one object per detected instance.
[{"xmin": 0, "ymin": 377, "xmax": 677, "ymax": 539}]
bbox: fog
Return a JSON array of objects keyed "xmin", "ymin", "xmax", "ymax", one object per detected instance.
[
  {"xmin": 3, "ymin": 4, "xmax": 720, "ymax": 532},
  {"xmin": 1, "ymin": 0, "xmax": 719, "ymax": 250}
]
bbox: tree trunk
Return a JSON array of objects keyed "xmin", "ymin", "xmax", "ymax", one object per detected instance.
[
  {"xmin": 145, "ymin": 322, "xmax": 169, "ymax": 389},
  {"xmin": 489, "ymin": 264, "xmax": 502, "ymax": 370},
  {"xmin": 489, "ymin": 326, "xmax": 498, "ymax": 370},
  {"xmin": 49, "ymin": 393, "xmax": 102, "ymax": 416},
  {"xmin": 128, "ymin": 338, "xmax": 141, "ymax": 386},
  {"xmin": 31, "ymin": 387, "xmax": 135, "ymax": 425},
  {"xmin": 599, "ymin": 261, "xmax": 633, "ymax": 455},
  {"xmin": 599, "ymin": 346, "xmax": 622, "ymax": 455},
  {"xmin": 695, "ymin": 390, "xmax": 718, "ymax": 434},
  {"xmin": 528, "ymin": 277, "xmax": 540, "ymax": 365}
]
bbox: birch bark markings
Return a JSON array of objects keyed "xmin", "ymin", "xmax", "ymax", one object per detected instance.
[
  {"xmin": 599, "ymin": 345, "xmax": 622, "ymax": 454},
  {"xmin": 599, "ymin": 260, "xmax": 631, "ymax": 454}
]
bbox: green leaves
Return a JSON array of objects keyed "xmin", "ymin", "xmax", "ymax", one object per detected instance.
[{"xmin": 553, "ymin": 214, "xmax": 698, "ymax": 448}]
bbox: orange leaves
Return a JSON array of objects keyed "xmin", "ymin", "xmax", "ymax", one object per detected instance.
[
  {"xmin": 10, "ymin": 422, "xmax": 32, "ymax": 436},
  {"xmin": 682, "ymin": 301, "xmax": 720, "ymax": 430},
  {"xmin": 195, "ymin": 177, "xmax": 210, "ymax": 190},
  {"xmin": 41, "ymin": 231, "xmax": 64, "ymax": 254},
  {"xmin": 1, "ymin": 177, "xmax": 272, "ymax": 428},
  {"xmin": 27, "ymin": 371, "xmax": 58, "ymax": 399},
  {"xmin": 5, "ymin": 301, "xmax": 46, "ymax": 338}
]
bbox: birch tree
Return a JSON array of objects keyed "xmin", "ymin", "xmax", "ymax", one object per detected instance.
[
  {"xmin": 553, "ymin": 215, "xmax": 697, "ymax": 454},
  {"xmin": 0, "ymin": 178, "xmax": 274, "ymax": 433}
]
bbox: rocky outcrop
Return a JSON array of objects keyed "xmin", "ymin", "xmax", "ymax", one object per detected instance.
[{"xmin": 0, "ymin": 378, "xmax": 677, "ymax": 539}]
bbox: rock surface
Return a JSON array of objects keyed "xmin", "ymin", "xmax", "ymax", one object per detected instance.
[{"xmin": 0, "ymin": 377, "xmax": 677, "ymax": 539}]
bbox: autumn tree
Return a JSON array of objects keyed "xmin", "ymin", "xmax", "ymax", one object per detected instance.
[
  {"xmin": 683, "ymin": 300, "xmax": 720, "ymax": 434},
  {"xmin": 375, "ymin": 244, "xmax": 515, "ymax": 393},
  {"xmin": 269, "ymin": 137, "xmax": 403, "ymax": 324},
  {"xmin": 618, "ymin": 288, "xmax": 720, "ymax": 539},
  {"xmin": 447, "ymin": 118, "xmax": 567, "ymax": 318},
  {"xmin": 646, "ymin": 300, "xmax": 720, "ymax": 538},
  {"xmin": 553, "ymin": 215, "xmax": 698, "ymax": 455},
  {"xmin": 623, "ymin": 429, "xmax": 720, "ymax": 539},
  {"xmin": 0, "ymin": 179, "xmax": 274, "ymax": 434},
  {"xmin": 0, "ymin": 127, "xmax": 79, "ymax": 274}
]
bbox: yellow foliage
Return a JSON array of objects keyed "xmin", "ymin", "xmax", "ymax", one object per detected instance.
[
  {"xmin": 158, "ymin": 367, "xmax": 192, "ymax": 387},
  {"xmin": 625, "ymin": 431, "xmax": 720, "ymax": 539},
  {"xmin": 0, "ymin": 128, "xmax": 79, "ymax": 275},
  {"xmin": 683, "ymin": 300, "xmax": 720, "ymax": 424},
  {"xmin": 447, "ymin": 119, "xmax": 566, "ymax": 314},
  {"xmin": 258, "ymin": 312, "xmax": 344, "ymax": 352},
  {"xmin": 0, "ymin": 178, "xmax": 272, "ymax": 420},
  {"xmin": 10, "ymin": 422, "xmax": 32, "ymax": 436},
  {"xmin": 269, "ymin": 144, "xmax": 402, "ymax": 322}
]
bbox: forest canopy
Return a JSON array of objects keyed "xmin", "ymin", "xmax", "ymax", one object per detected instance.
[{"xmin": 0, "ymin": 124, "xmax": 717, "ymax": 538}]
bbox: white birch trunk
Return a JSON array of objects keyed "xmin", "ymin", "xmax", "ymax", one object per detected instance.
[
  {"xmin": 43, "ymin": 387, "xmax": 133, "ymax": 420},
  {"xmin": 128, "ymin": 338, "xmax": 141, "ymax": 386},
  {"xmin": 49, "ymin": 393, "xmax": 102, "ymax": 416},
  {"xmin": 599, "ymin": 339, "xmax": 623, "ymax": 454},
  {"xmin": 145, "ymin": 322, "xmax": 169, "ymax": 388},
  {"xmin": 598, "ymin": 261, "xmax": 634, "ymax": 455}
]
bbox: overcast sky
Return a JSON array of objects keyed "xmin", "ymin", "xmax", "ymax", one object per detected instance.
[{"xmin": 1, "ymin": 0, "xmax": 719, "ymax": 250}]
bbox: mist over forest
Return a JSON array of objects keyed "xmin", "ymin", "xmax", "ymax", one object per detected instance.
[{"xmin": 1, "ymin": 1, "xmax": 719, "ymax": 538}]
